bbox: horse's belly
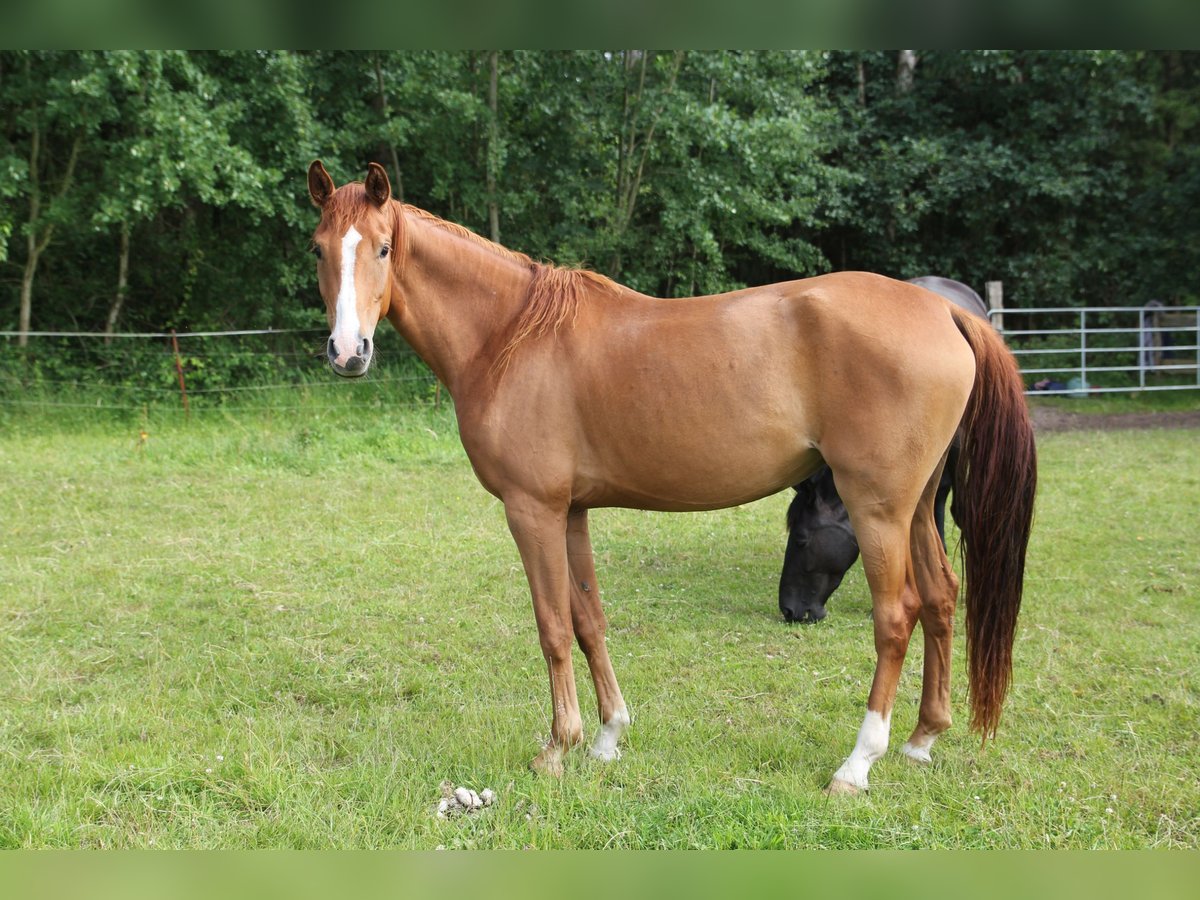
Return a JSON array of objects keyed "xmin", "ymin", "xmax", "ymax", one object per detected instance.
[{"xmin": 572, "ymin": 417, "xmax": 823, "ymax": 512}]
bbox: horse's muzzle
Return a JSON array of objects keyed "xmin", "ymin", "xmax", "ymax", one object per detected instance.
[
  {"xmin": 780, "ymin": 601, "xmax": 828, "ymax": 624},
  {"xmin": 328, "ymin": 336, "xmax": 371, "ymax": 378}
]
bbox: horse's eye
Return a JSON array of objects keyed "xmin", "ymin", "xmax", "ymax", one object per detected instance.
[
  {"xmin": 379, "ymin": 245, "xmax": 390, "ymax": 259},
  {"xmin": 312, "ymin": 246, "xmax": 323, "ymax": 260}
]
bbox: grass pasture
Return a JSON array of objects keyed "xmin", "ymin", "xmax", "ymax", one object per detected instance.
[{"xmin": 0, "ymin": 394, "xmax": 1197, "ymax": 848}]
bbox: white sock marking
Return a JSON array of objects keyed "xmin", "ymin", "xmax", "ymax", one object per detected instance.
[
  {"xmin": 901, "ymin": 732, "xmax": 936, "ymax": 763},
  {"xmin": 589, "ymin": 708, "xmax": 630, "ymax": 762},
  {"xmin": 832, "ymin": 710, "xmax": 891, "ymax": 791}
]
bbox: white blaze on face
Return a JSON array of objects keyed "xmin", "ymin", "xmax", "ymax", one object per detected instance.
[{"xmin": 331, "ymin": 225, "xmax": 363, "ymax": 361}]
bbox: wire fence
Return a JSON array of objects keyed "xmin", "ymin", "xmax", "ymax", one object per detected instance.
[
  {"xmin": 0, "ymin": 327, "xmax": 442, "ymax": 419},
  {"xmin": 3, "ymin": 306, "xmax": 1198, "ymax": 421}
]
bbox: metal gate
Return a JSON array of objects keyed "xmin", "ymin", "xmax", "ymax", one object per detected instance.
[{"xmin": 990, "ymin": 306, "xmax": 1200, "ymax": 395}]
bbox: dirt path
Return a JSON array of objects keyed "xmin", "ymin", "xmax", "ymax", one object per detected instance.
[{"xmin": 1030, "ymin": 405, "xmax": 1200, "ymax": 433}]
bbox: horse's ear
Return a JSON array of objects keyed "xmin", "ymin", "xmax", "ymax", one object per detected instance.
[
  {"xmin": 365, "ymin": 162, "xmax": 392, "ymax": 207},
  {"xmin": 814, "ymin": 467, "xmax": 842, "ymax": 508},
  {"xmin": 308, "ymin": 160, "xmax": 335, "ymax": 208}
]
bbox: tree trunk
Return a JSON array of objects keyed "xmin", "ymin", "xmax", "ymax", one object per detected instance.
[
  {"xmin": 610, "ymin": 50, "xmax": 684, "ymax": 277},
  {"xmin": 18, "ymin": 114, "xmax": 81, "ymax": 347},
  {"xmin": 372, "ymin": 53, "xmax": 405, "ymax": 202},
  {"xmin": 105, "ymin": 222, "xmax": 131, "ymax": 343},
  {"xmin": 486, "ymin": 50, "xmax": 500, "ymax": 244},
  {"xmin": 18, "ymin": 253, "xmax": 36, "ymax": 347},
  {"xmin": 896, "ymin": 50, "xmax": 918, "ymax": 94},
  {"xmin": 18, "ymin": 115, "xmax": 41, "ymax": 348}
]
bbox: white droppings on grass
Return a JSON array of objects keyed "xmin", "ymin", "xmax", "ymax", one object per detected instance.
[{"xmin": 436, "ymin": 781, "xmax": 496, "ymax": 819}]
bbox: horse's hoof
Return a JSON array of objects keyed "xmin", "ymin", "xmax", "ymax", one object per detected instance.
[
  {"xmin": 529, "ymin": 748, "xmax": 565, "ymax": 777},
  {"xmin": 588, "ymin": 744, "xmax": 621, "ymax": 762},
  {"xmin": 900, "ymin": 742, "xmax": 933, "ymax": 764},
  {"xmin": 825, "ymin": 778, "xmax": 864, "ymax": 797}
]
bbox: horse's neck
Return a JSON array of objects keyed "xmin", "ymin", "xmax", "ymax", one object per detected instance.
[{"xmin": 388, "ymin": 208, "xmax": 530, "ymax": 392}]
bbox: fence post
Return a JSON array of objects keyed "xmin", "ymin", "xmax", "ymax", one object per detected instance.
[
  {"xmin": 1080, "ymin": 309, "xmax": 1087, "ymax": 390},
  {"xmin": 170, "ymin": 329, "xmax": 190, "ymax": 418},
  {"xmin": 985, "ymin": 281, "xmax": 1004, "ymax": 333},
  {"xmin": 1139, "ymin": 306, "xmax": 1149, "ymax": 389}
]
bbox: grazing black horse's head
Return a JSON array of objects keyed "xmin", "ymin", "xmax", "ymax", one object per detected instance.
[{"xmin": 778, "ymin": 466, "xmax": 860, "ymax": 623}]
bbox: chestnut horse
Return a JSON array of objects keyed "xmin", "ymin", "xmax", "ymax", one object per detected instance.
[
  {"xmin": 306, "ymin": 162, "xmax": 1037, "ymax": 794},
  {"xmin": 778, "ymin": 276, "xmax": 989, "ymax": 624}
]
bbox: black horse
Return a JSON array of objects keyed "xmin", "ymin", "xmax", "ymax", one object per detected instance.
[{"xmin": 778, "ymin": 277, "xmax": 990, "ymax": 623}]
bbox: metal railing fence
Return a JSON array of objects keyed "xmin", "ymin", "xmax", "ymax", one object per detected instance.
[{"xmin": 991, "ymin": 306, "xmax": 1200, "ymax": 396}]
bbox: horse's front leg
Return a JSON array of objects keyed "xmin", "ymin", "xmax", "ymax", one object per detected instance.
[
  {"xmin": 566, "ymin": 509, "xmax": 630, "ymax": 761},
  {"xmin": 505, "ymin": 496, "xmax": 584, "ymax": 776}
]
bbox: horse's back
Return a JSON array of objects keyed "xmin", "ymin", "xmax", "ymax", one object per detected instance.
[
  {"xmin": 468, "ymin": 271, "xmax": 975, "ymax": 512},
  {"xmin": 782, "ymin": 272, "xmax": 976, "ymax": 396}
]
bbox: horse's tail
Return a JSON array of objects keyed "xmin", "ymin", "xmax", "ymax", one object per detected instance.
[{"xmin": 949, "ymin": 306, "xmax": 1038, "ymax": 739}]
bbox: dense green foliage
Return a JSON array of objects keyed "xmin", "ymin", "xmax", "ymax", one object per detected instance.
[{"xmin": 1, "ymin": 50, "xmax": 1198, "ymax": 338}]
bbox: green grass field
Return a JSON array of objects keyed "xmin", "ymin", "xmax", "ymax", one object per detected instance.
[{"xmin": 1, "ymin": 393, "xmax": 1197, "ymax": 848}]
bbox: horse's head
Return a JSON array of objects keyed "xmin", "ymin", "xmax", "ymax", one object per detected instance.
[
  {"xmin": 307, "ymin": 160, "xmax": 400, "ymax": 378},
  {"xmin": 778, "ymin": 468, "xmax": 860, "ymax": 624}
]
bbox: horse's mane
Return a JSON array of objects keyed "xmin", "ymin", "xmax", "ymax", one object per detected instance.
[
  {"xmin": 398, "ymin": 201, "xmax": 619, "ymax": 373},
  {"xmin": 401, "ymin": 203, "xmax": 531, "ymax": 268},
  {"xmin": 494, "ymin": 265, "xmax": 617, "ymax": 373},
  {"xmin": 319, "ymin": 185, "xmax": 619, "ymax": 371}
]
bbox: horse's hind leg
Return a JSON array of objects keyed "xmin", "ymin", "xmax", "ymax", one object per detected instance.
[
  {"xmin": 901, "ymin": 454, "xmax": 960, "ymax": 762},
  {"xmin": 504, "ymin": 496, "xmax": 584, "ymax": 776},
  {"xmin": 827, "ymin": 489, "xmax": 923, "ymax": 794},
  {"xmin": 567, "ymin": 509, "xmax": 630, "ymax": 761}
]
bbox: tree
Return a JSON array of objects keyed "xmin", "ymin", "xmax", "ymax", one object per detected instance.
[
  {"xmin": 90, "ymin": 52, "xmax": 273, "ymax": 336},
  {"xmin": 0, "ymin": 51, "xmax": 320, "ymax": 339},
  {"xmin": 813, "ymin": 50, "xmax": 1162, "ymax": 307},
  {"xmin": 2, "ymin": 50, "xmax": 1196, "ymax": 352},
  {"xmin": 488, "ymin": 51, "xmax": 838, "ymax": 297},
  {"xmin": 1, "ymin": 52, "xmax": 95, "ymax": 344}
]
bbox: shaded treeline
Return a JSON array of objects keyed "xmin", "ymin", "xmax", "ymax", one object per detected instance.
[{"xmin": 1, "ymin": 51, "xmax": 1197, "ymax": 338}]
